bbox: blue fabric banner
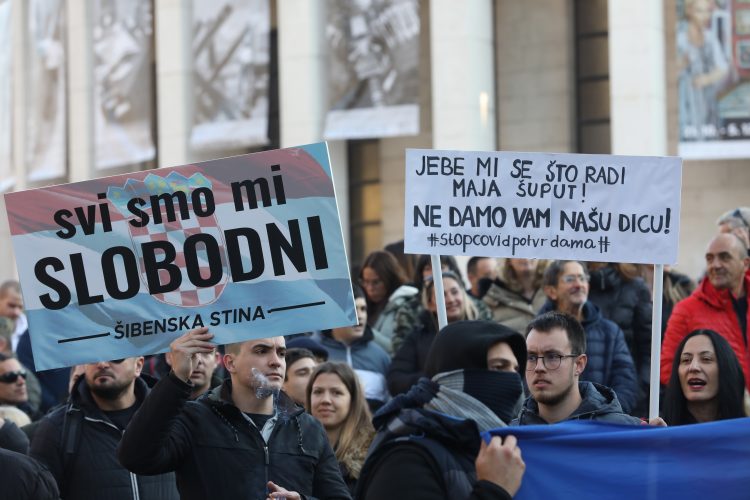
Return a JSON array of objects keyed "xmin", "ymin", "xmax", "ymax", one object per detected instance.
[{"xmin": 486, "ymin": 418, "xmax": 750, "ymax": 500}]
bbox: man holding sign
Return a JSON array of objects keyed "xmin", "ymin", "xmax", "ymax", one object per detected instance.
[{"xmin": 117, "ymin": 328, "xmax": 350, "ymax": 500}]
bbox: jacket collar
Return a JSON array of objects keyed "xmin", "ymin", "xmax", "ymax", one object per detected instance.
[
  {"xmin": 519, "ymin": 381, "xmax": 625, "ymax": 423},
  {"xmin": 320, "ymin": 324, "xmax": 375, "ymax": 348},
  {"xmin": 70, "ymin": 374, "xmax": 150, "ymax": 418},
  {"xmin": 203, "ymin": 378, "xmax": 304, "ymax": 420},
  {"xmin": 694, "ymin": 272, "xmax": 750, "ymax": 309}
]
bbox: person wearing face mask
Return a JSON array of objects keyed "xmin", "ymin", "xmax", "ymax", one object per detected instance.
[
  {"xmin": 356, "ymin": 320, "xmax": 527, "ymax": 500},
  {"xmin": 663, "ymin": 329, "xmax": 747, "ymax": 426},
  {"xmin": 386, "ymin": 271, "xmax": 490, "ymax": 396}
]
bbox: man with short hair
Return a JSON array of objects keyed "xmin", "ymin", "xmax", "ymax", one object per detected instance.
[
  {"xmin": 356, "ymin": 320, "xmax": 527, "ymax": 500},
  {"xmin": 118, "ymin": 328, "xmax": 350, "ymax": 500},
  {"xmin": 315, "ymin": 285, "xmax": 391, "ymax": 411},
  {"xmin": 661, "ymin": 233, "xmax": 750, "ymax": 391},
  {"xmin": 0, "ymin": 281, "xmax": 26, "ymax": 352},
  {"xmin": 166, "ymin": 347, "xmax": 219, "ymax": 399},
  {"xmin": 30, "ymin": 357, "xmax": 179, "ymax": 499},
  {"xmin": 538, "ymin": 260, "xmax": 638, "ymax": 413},
  {"xmin": 283, "ymin": 347, "xmax": 317, "ymax": 408},
  {"xmin": 513, "ymin": 312, "xmax": 641, "ymax": 425},
  {"xmin": 466, "ymin": 257, "xmax": 498, "ymax": 298}
]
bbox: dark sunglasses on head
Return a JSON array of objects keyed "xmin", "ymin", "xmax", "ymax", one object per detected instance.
[
  {"xmin": 732, "ymin": 208, "xmax": 749, "ymax": 229},
  {"xmin": 0, "ymin": 370, "xmax": 27, "ymax": 384}
]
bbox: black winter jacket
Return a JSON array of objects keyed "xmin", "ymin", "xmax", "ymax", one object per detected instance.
[
  {"xmin": 357, "ymin": 378, "xmax": 512, "ymax": 500},
  {"xmin": 387, "ymin": 309, "xmax": 439, "ymax": 396},
  {"xmin": 118, "ymin": 372, "xmax": 351, "ymax": 500},
  {"xmin": 30, "ymin": 376, "xmax": 179, "ymax": 500},
  {"xmin": 512, "ymin": 381, "xmax": 643, "ymax": 425},
  {"xmin": 0, "ymin": 447, "xmax": 60, "ymax": 500},
  {"xmin": 587, "ymin": 266, "xmax": 653, "ymax": 394},
  {"xmin": 0, "ymin": 419, "xmax": 29, "ymax": 454}
]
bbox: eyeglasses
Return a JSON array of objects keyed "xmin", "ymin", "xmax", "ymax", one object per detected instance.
[
  {"xmin": 732, "ymin": 208, "xmax": 749, "ymax": 229},
  {"xmin": 560, "ymin": 274, "xmax": 589, "ymax": 284},
  {"xmin": 0, "ymin": 370, "xmax": 27, "ymax": 384},
  {"xmin": 526, "ymin": 353, "xmax": 579, "ymax": 371}
]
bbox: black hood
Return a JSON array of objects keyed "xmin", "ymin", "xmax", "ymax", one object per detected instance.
[{"xmin": 423, "ymin": 320, "xmax": 526, "ymax": 377}]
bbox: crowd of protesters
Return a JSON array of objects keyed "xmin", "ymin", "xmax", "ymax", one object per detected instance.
[{"xmin": 0, "ymin": 206, "xmax": 748, "ymax": 499}]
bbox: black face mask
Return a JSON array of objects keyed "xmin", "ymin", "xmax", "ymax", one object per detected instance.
[{"xmin": 461, "ymin": 369, "xmax": 524, "ymax": 424}]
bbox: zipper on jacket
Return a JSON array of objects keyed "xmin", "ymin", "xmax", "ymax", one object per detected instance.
[
  {"xmin": 84, "ymin": 417, "xmax": 141, "ymax": 500},
  {"xmin": 264, "ymin": 445, "xmax": 270, "ymax": 490}
]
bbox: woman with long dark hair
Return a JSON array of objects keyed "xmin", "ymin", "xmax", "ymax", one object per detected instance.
[
  {"xmin": 307, "ymin": 362, "xmax": 375, "ymax": 495},
  {"xmin": 664, "ymin": 329, "xmax": 747, "ymax": 425},
  {"xmin": 358, "ymin": 251, "xmax": 417, "ymax": 353}
]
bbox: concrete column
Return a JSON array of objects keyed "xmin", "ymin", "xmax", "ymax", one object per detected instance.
[
  {"xmin": 155, "ymin": 0, "xmax": 192, "ymax": 168},
  {"xmin": 608, "ymin": 0, "xmax": 668, "ymax": 155},
  {"xmin": 430, "ymin": 0, "xmax": 496, "ymax": 150},
  {"xmin": 10, "ymin": 0, "xmax": 26, "ymax": 191},
  {"xmin": 278, "ymin": 2, "xmax": 349, "ymax": 251},
  {"xmin": 277, "ymin": 0, "xmax": 327, "ymax": 148},
  {"xmin": 66, "ymin": 0, "xmax": 94, "ymax": 182}
]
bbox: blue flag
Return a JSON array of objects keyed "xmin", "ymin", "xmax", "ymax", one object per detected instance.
[{"xmin": 485, "ymin": 418, "xmax": 750, "ymax": 500}]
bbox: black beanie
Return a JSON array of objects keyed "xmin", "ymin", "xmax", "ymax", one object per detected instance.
[{"xmin": 424, "ymin": 320, "xmax": 527, "ymax": 377}]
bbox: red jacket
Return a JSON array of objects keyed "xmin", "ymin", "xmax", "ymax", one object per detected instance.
[{"xmin": 660, "ymin": 273, "xmax": 750, "ymax": 391}]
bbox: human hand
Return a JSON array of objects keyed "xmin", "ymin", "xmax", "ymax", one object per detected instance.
[
  {"xmin": 266, "ymin": 481, "xmax": 301, "ymax": 500},
  {"xmin": 475, "ymin": 435, "xmax": 525, "ymax": 496},
  {"xmin": 169, "ymin": 327, "xmax": 215, "ymax": 383},
  {"xmin": 643, "ymin": 417, "xmax": 667, "ymax": 427}
]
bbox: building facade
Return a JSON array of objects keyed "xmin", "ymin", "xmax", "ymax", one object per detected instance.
[{"xmin": 1, "ymin": 0, "xmax": 749, "ymax": 287}]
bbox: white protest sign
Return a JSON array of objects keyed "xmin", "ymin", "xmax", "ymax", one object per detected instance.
[{"xmin": 404, "ymin": 149, "xmax": 682, "ymax": 264}]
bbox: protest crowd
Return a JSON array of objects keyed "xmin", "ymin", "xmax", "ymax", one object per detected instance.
[{"xmin": 0, "ymin": 205, "xmax": 749, "ymax": 499}]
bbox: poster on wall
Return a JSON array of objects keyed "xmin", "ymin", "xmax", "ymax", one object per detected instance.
[
  {"xmin": 0, "ymin": 0, "xmax": 11, "ymax": 190},
  {"xmin": 26, "ymin": 0, "xmax": 66, "ymax": 181},
  {"xmin": 190, "ymin": 0, "xmax": 270, "ymax": 153},
  {"xmin": 92, "ymin": 0, "xmax": 156, "ymax": 170},
  {"xmin": 324, "ymin": 0, "xmax": 420, "ymax": 140},
  {"xmin": 677, "ymin": 0, "xmax": 750, "ymax": 159}
]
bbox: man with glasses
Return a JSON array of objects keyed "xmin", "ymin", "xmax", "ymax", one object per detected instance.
[
  {"xmin": 30, "ymin": 357, "xmax": 179, "ymax": 499},
  {"xmin": 661, "ymin": 233, "xmax": 750, "ymax": 393},
  {"xmin": 512, "ymin": 312, "xmax": 641, "ymax": 425},
  {"xmin": 536, "ymin": 260, "xmax": 638, "ymax": 414}
]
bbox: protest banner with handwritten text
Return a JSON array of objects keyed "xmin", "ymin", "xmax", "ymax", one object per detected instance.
[
  {"xmin": 404, "ymin": 149, "xmax": 682, "ymax": 264},
  {"xmin": 5, "ymin": 143, "xmax": 356, "ymax": 370}
]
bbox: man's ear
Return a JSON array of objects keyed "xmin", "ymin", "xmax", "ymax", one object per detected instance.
[
  {"xmin": 574, "ymin": 354, "xmax": 587, "ymax": 377},
  {"xmin": 223, "ymin": 353, "xmax": 236, "ymax": 374},
  {"xmin": 134, "ymin": 356, "xmax": 145, "ymax": 376},
  {"xmin": 544, "ymin": 285, "xmax": 558, "ymax": 301}
]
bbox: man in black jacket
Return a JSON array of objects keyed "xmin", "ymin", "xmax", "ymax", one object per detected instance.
[
  {"xmin": 30, "ymin": 357, "xmax": 180, "ymax": 499},
  {"xmin": 118, "ymin": 327, "xmax": 350, "ymax": 500}
]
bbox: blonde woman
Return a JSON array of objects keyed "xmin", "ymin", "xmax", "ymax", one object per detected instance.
[{"xmin": 386, "ymin": 271, "xmax": 489, "ymax": 395}]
